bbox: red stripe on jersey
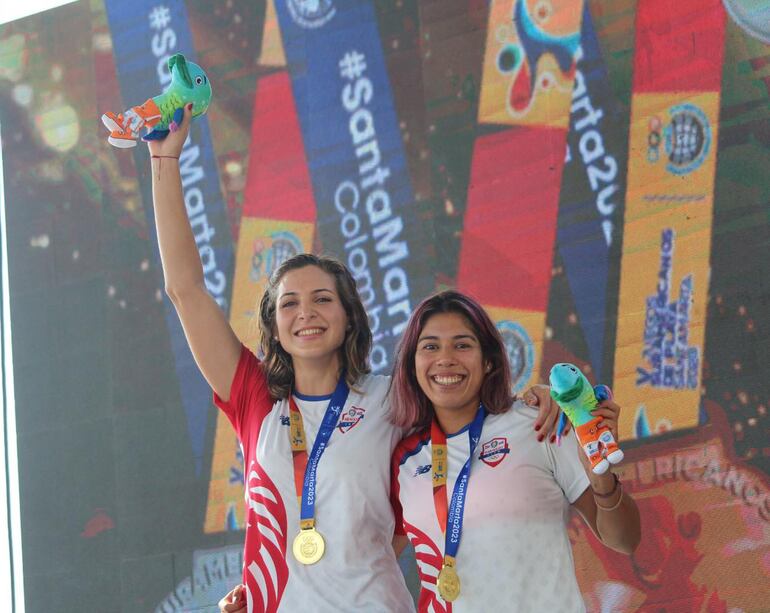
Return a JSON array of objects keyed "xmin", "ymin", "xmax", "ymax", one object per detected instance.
[
  {"xmin": 632, "ymin": 0, "xmax": 726, "ymax": 93},
  {"xmin": 243, "ymin": 461, "xmax": 289, "ymax": 613},
  {"xmin": 404, "ymin": 521, "xmax": 451, "ymax": 613}
]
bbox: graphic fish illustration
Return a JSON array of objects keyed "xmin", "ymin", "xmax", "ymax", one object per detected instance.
[
  {"xmin": 496, "ymin": 0, "xmax": 580, "ymax": 114},
  {"xmin": 101, "ymin": 53, "xmax": 212, "ymax": 148}
]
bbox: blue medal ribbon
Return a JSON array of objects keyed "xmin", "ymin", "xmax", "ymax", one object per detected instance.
[
  {"xmin": 291, "ymin": 376, "xmax": 350, "ymax": 528},
  {"xmin": 432, "ymin": 404, "xmax": 486, "ymax": 563}
]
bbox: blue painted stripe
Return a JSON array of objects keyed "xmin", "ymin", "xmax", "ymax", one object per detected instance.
[
  {"xmin": 273, "ymin": 0, "xmax": 429, "ymax": 375},
  {"xmin": 557, "ymin": 5, "xmax": 626, "ymax": 383},
  {"xmin": 104, "ymin": 0, "xmax": 233, "ymax": 474}
]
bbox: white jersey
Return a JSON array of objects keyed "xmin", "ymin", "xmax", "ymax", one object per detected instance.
[
  {"xmin": 391, "ymin": 401, "xmax": 590, "ymax": 613},
  {"xmin": 215, "ymin": 346, "xmax": 414, "ymax": 613}
]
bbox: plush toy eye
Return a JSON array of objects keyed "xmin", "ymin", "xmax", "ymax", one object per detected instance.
[{"xmin": 195, "ymin": 76, "xmax": 203, "ymax": 85}]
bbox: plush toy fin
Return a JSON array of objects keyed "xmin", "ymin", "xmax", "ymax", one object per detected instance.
[
  {"xmin": 168, "ymin": 107, "xmax": 184, "ymax": 132},
  {"xmin": 142, "ymin": 128, "xmax": 170, "ymax": 142},
  {"xmin": 593, "ymin": 384, "xmax": 613, "ymax": 402},
  {"xmin": 555, "ymin": 411, "xmax": 567, "ymax": 445}
]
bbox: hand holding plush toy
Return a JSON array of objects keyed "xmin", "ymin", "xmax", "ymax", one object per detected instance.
[
  {"xmin": 548, "ymin": 363, "xmax": 624, "ymax": 474},
  {"xmin": 101, "ymin": 53, "xmax": 211, "ymax": 148}
]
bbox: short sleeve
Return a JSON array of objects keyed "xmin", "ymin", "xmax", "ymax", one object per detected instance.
[
  {"xmin": 213, "ymin": 344, "xmax": 273, "ymax": 436},
  {"xmin": 545, "ymin": 429, "xmax": 591, "ymax": 504}
]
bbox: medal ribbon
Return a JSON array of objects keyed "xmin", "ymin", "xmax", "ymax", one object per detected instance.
[
  {"xmin": 289, "ymin": 376, "xmax": 350, "ymax": 530},
  {"xmin": 431, "ymin": 404, "xmax": 486, "ymax": 569}
]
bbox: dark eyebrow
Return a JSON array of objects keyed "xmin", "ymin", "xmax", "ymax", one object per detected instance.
[
  {"xmin": 417, "ymin": 334, "xmax": 477, "ymax": 342},
  {"xmin": 279, "ymin": 288, "xmax": 335, "ymax": 299}
]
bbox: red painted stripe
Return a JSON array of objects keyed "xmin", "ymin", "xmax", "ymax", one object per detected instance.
[
  {"xmin": 632, "ymin": 0, "xmax": 727, "ymax": 93},
  {"xmin": 457, "ymin": 127, "xmax": 564, "ymax": 311},
  {"xmin": 243, "ymin": 71, "xmax": 315, "ymax": 220}
]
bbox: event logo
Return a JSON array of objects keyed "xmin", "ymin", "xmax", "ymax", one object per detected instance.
[
  {"xmin": 250, "ymin": 230, "xmax": 304, "ymax": 282},
  {"xmin": 287, "ymin": 0, "xmax": 336, "ymax": 29},
  {"xmin": 497, "ymin": 320, "xmax": 534, "ymax": 393},
  {"xmin": 479, "ymin": 437, "xmax": 510, "ymax": 467},
  {"xmin": 494, "ymin": 0, "xmax": 580, "ymax": 117},
  {"xmin": 337, "ymin": 406, "xmax": 365, "ymax": 433},
  {"xmin": 646, "ymin": 103, "xmax": 712, "ymax": 176}
]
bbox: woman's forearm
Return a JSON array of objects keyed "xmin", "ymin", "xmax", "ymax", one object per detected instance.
[
  {"xmin": 151, "ymin": 158, "xmax": 206, "ymax": 297},
  {"xmin": 582, "ymin": 470, "xmax": 641, "ymax": 554},
  {"xmin": 595, "ymin": 491, "xmax": 641, "ymax": 554}
]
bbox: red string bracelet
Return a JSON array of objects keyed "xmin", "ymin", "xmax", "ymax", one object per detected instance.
[{"xmin": 151, "ymin": 155, "xmax": 179, "ymax": 179}]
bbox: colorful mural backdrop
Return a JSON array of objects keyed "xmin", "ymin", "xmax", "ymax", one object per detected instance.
[{"xmin": 1, "ymin": 0, "xmax": 768, "ymax": 610}]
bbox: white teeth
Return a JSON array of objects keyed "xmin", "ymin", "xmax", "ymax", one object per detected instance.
[
  {"xmin": 432, "ymin": 375, "xmax": 463, "ymax": 385},
  {"xmin": 296, "ymin": 328, "xmax": 324, "ymax": 337}
]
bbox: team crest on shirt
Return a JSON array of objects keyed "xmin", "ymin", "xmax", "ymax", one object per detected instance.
[
  {"xmin": 479, "ymin": 437, "xmax": 510, "ymax": 467},
  {"xmin": 337, "ymin": 406, "xmax": 365, "ymax": 433}
]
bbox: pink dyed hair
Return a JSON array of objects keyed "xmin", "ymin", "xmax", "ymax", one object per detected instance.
[{"xmin": 389, "ymin": 290, "xmax": 514, "ymax": 430}]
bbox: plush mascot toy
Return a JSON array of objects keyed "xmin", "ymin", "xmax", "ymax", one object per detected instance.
[
  {"xmin": 548, "ymin": 363, "xmax": 624, "ymax": 474},
  {"xmin": 101, "ymin": 53, "xmax": 211, "ymax": 148}
]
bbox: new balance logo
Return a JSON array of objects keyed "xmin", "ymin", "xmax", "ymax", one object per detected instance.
[{"xmin": 414, "ymin": 464, "xmax": 431, "ymax": 477}]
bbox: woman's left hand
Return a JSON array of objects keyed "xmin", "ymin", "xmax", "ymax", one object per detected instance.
[
  {"xmin": 575, "ymin": 398, "xmax": 622, "ymax": 474},
  {"xmin": 592, "ymin": 398, "xmax": 621, "ymax": 442},
  {"xmin": 521, "ymin": 384, "xmax": 570, "ymax": 442}
]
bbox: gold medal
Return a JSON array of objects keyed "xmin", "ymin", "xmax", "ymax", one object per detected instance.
[
  {"xmin": 437, "ymin": 564, "xmax": 461, "ymax": 602},
  {"xmin": 292, "ymin": 527, "xmax": 325, "ymax": 565}
]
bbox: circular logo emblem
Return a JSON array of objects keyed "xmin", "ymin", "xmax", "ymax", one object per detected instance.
[
  {"xmin": 250, "ymin": 231, "xmax": 303, "ymax": 283},
  {"xmin": 266, "ymin": 231, "xmax": 303, "ymax": 275},
  {"xmin": 723, "ymin": 0, "xmax": 770, "ymax": 44},
  {"xmin": 496, "ymin": 320, "xmax": 534, "ymax": 393},
  {"xmin": 663, "ymin": 103, "xmax": 711, "ymax": 176},
  {"xmin": 287, "ymin": 0, "xmax": 336, "ymax": 29}
]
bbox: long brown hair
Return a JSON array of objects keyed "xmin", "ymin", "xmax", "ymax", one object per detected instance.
[
  {"xmin": 389, "ymin": 290, "xmax": 514, "ymax": 430},
  {"xmin": 258, "ymin": 253, "xmax": 372, "ymax": 399}
]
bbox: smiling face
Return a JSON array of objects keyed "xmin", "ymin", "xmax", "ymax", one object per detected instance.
[
  {"xmin": 414, "ymin": 311, "xmax": 489, "ymax": 429},
  {"xmin": 273, "ymin": 265, "xmax": 348, "ymax": 366}
]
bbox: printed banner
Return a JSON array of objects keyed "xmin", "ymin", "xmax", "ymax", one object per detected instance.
[
  {"xmin": 104, "ymin": 0, "xmax": 234, "ymax": 473},
  {"xmin": 613, "ymin": 0, "xmax": 726, "ymax": 440},
  {"xmin": 556, "ymin": 5, "xmax": 627, "ymax": 384},
  {"xmin": 458, "ymin": 0, "xmax": 584, "ymax": 392},
  {"xmin": 274, "ymin": 0, "xmax": 431, "ymax": 374}
]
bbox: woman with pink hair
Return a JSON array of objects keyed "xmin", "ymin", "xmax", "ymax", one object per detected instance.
[{"xmin": 390, "ymin": 290, "xmax": 641, "ymax": 612}]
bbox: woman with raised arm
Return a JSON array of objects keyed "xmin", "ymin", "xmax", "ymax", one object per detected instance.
[
  {"xmin": 389, "ymin": 290, "xmax": 641, "ymax": 612},
  {"xmin": 150, "ymin": 108, "xmax": 562, "ymax": 613}
]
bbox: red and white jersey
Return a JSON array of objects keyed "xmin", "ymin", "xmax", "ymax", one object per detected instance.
[
  {"xmin": 391, "ymin": 401, "xmax": 590, "ymax": 613},
  {"xmin": 215, "ymin": 346, "xmax": 414, "ymax": 613}
]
